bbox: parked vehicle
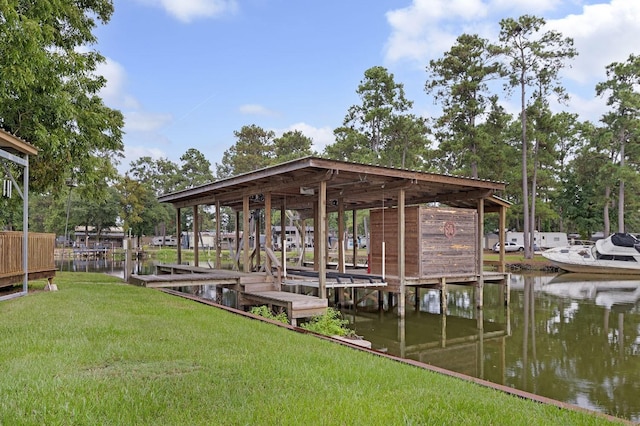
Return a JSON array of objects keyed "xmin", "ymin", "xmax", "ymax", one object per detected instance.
[
  {"xmin": 151, "ymin": 236, "xmax": 178, "ymax": 247},
  {"xmin": 493, "ymin": 242, "xmax": 524, "ymax": 252},
  {"xmin": 505, "ymin": 231, "xmax": 568, "ymax": 249}
]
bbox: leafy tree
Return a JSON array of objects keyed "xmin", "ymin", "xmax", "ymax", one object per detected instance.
[
  {"xmin": 327, "ymin": 66, "xmax": 427, "ymax": 169},
  {"xmin": 595, "ymin": 54, "xmax": 640, "ymax": 232},
  {"xmin": 273, "ymin": 130, "xmax": 315, "ymax": 163},
  {"xmin": 544, "ymin": 113, "xmax": 587, "ymax": 232},
  {"xmin": 499, "ymin": 15, "xmax": 577, "ymax": 257},
  {"xmin": 216, "ymin": 125, "xmax": 275, "ymax": 178},
  {"xmin": 0, "ymin": 0, "xmax": 124, "ymax": 195},
  {"xmin": 73, "ymin": 186, "xmax": 119, "ymax": 244},
  {"xmin": 115, "ymin": 174, "xmax": 150, "ymax": 237},
  {"xmin": 382, "ymin": 114, "xmax": 432, "ymax": 170},
  {"xmin": 179, "ymin": 148, "xmax": 215, "ymax": 189},
  {"xmin": 426, "ymin": 33, "xmax": 503, "ymax": 177},
  {"xmin": 349, "ymin": 66, "xmax": 411, "ymax": 156},
  {"xmin": 129, "ymin": 156, "xmax": 181, "ymax": 196},
  {"xmin": 475, "ymin": 96, "xmax": 516, "ymax": 182},
  {"xmin": 325, "ymin": 126, "xmax": 372, "ymax": 162}
]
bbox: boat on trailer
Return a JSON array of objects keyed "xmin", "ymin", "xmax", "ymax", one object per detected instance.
[{"xmin": 542, "ymin": 233, "xmax": 640, "ymax": 275}]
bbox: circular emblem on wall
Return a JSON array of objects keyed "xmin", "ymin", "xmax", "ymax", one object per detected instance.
[{"xmin": 443, "ymin": 221, "xmax": 456, "ymax": 239}]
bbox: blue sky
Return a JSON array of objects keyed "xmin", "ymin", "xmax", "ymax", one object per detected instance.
[{"xmin": 93, "ymin": 0, "xmax": 640, "ymax": 173}]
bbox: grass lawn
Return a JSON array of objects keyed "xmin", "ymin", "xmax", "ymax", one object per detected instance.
[{"xmin": 0, "ymin": 273, "xmax": 623, "ymax": 425}]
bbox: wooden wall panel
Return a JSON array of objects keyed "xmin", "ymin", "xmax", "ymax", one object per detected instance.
[
  {"xmin": 370, "ymin": 207, "xmax": 419, "ymax": 276},
  {"xmin": 419, "ymin": 207, "xmax": 477, "ymax": 277},
  {"xmin": 369, "ymin": 206, "xmax": 478, "ymax": 279}
]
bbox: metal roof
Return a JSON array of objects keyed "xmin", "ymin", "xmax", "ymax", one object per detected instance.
[{"xmin": 158, "ymin": 157, "xmax": 508, "ymax": 217}]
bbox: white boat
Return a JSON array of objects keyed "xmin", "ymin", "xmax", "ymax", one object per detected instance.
[{"xmin": 542, "ymin": 233, "xmax": 640, "ymax": 275}]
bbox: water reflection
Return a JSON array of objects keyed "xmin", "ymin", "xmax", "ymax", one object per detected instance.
[
  {"xmin": 344, "ymin": 273, "xmax": 640, "ymax": 422},
  {"xmin": 56, "ymin": 257, "xmax": 153, "ymax": 277},
  {"xmin": 57, "ymin": 259, "xmax": 640, "ymax": 422}
]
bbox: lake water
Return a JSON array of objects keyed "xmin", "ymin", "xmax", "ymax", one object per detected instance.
[{"xmin": 56, "ymin": 259, "xmax": 640, "ymax": 422}]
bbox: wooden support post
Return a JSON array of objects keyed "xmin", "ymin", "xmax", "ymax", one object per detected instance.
[
  {"xmin": 193, "ymin": 205, "xmax": 199, "ymax": 267},
  {"xmin": 265, "ymin": 192, "xmax": 272, "ymax": 278},
  {"xmin": 503, "ymin": 272, "xmax": 511, "ymax": 306},
  {"xmin": 300, "ymin": 218, "xmax": 306, "ymax": 267},
  {"xmin": 398, "ymin": 317, "xmax": 406, "ymax": 358},
  {"xmin": 440, "ymin": 277, "xmax": 447, "ymax": 314},
  {"xmin": 499, "ymin": 205, "xmax": 506, "ymax": 273},
  {"xmin": 338, "ymin": 198, "xmax": 345, "ymax": 273},
  {"xmin": 325, "ymin": 211, "xmax": 330, "ymax": 266},
  {"xmin": 318, "ymin": 180, "xmax": 327, "ymax": 299},
  {"xmin": 352, "ymin": 210, "xmax": 358, "ymax": 267},
  {"xmin": 235, "ymin": 211, "xmax": 240, "ymax": 270},
  {"xmin": 477, "ymin": 198, "xmax": 484, "ymax": 276},
  {"xmin": 215, "ymin": 200, "xmax": 221, "ymax": 269},
  {"xmin": 280, "ymin": 200, "xmax": 286, "ymax": 274},
  {"xmin": 440, "ymin": 309, "xmax": 447, "ymax": 348},
  {"xmin": 176, "ymin": 207, "xmax": 182, "ymax": 264},
  {"xmin": 312, "ymin": 203, "xmax": 318, "ymax": 271},
  {"xmin": 255, "ymin": 210, "xmax": 261, "ymax": 269},
  {"xmin": 398, "ymin": 187, "xmax": 406, "ymax": 317},
  {"xmin": 243, "ymin": 194, "xmax": 250, "ymax": 273},
  {"xmin": 476, "ymin": 278, "xmax": 484, "ymax": 310}
]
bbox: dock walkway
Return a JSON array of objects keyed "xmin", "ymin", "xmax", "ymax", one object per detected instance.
[{"xmin": 129, "ymin": 264, "xmax": 328, "ymax": 325}]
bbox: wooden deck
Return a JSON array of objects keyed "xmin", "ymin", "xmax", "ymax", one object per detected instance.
[
  {"xmin": 129, "ymin": 272, "xmax": 241, "ymax": 288},
  {"xmin": 241, "ymin": 291, "xmax": 328, "ymax": 326},
  {"xmin": 129, "ymin": 264, "xmax": 328, "ymax": 325}
]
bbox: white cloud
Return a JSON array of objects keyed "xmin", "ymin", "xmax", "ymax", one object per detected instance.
[
  {"xmin": 239, "ymin": 104, "xmax": 279, "ymax": 117},
  {"xmin": 489, "ymin": 0, "xmax": 560, "ymax": 14},
  {"xmin": 94, "ymin": 57, "xmax": 176, "ymax": 172},
  {"xmin": 124, "ymin": 111, "xmax": 173, "ymax": 133},
  {"xmin": 547, "ymin": 0, "xmax": 640, "ymax": 85},
  {"xmin": 137, "ymin": 0, "xmax": 238, "ymax": 23},
  {"xmin": 383, "ymin": 0, "xmax": 589, "ymax": 66},
  {"xmin": 384, "ymin": 0, "xmax": 489, "ymax": 64},
  {"xmin": 96, "ymin": 58, "xmax": 139, "ymax": 110},
  {"xmin": 119, "ymin": 145, "xmax": 170, "ymax": 174},
  {"xmin": 384, "ymin": 0, "xmax": 639, "ymax": 125},
  {"xmin": 275, "ymin": 123, "xmax": 335, "ymax": 154}
]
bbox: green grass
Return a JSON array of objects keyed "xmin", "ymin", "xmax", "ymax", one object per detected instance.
[{"xmin": 0, "ymin": 273, "xmax": 622, "ymax": 425}]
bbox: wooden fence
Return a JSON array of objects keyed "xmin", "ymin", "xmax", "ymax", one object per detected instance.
[{"xmin": 0, "ymin": 231, "xmax": 56, "ymax": 287}]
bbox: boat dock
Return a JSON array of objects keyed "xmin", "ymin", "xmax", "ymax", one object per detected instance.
[{"xmin": 130, "ymin": 264, "xmax": 331, "ymax": 325}]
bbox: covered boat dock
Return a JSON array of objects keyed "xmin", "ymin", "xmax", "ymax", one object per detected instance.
[{"xmin": 150, "ymin": 157, "xmax": 510, "ymax": 320}]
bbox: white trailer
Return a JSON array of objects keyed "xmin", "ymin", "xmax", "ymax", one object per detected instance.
[{"xmin": 506, "ymin": 231, "xmax": 568, "ymax": 250}]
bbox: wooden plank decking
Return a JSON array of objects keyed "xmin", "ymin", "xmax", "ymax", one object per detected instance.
[
  {"xmin": 241, "ymin": 290, "xmax": 328, "ymax": 326},
  {"xmin": 129, "ymin": 265, "xmax": 328, "ymax": 325},
  {"xmin": 129, "ymin": 272, "xmax": 241, "ymax": 288}
]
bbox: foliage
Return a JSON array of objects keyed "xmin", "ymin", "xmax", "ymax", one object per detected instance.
[
  {"xmin": 300, "ymin": 307, "xmax": 353, "ymax": 337},
  {"xmin": 249, "ymin": 305, "xmax": 289, "ymax": 324},
  {"xmin": 595, "ymin": 54, "xmax": 640, "ymax": 233},
  {"xmin": 326, "ymin": 66, "xmax": 431, "ymax": 169},
  {"xmin": 179, "ymin": 148, "xmax": 215, "ymax": 189},
  {"xmin": 273, "ymin": 130, "xmax": 315, "ymax": 162},
  {"xmin": 216, "ymin": 124, "xmax": 275, "ymax": 178},
  {"xmin": 498, "ymin": 15, "xmax": 577, "ymax": 257},
  {"xmin": 426, "ymin": 33, "xmax": 504, "ymax": 177},
  {"xmin": 0, "ymin": 0, "xmax": 124, "ymax": 195}
]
